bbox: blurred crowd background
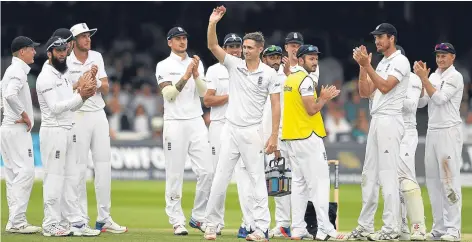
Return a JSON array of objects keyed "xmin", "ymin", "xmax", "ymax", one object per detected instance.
[{"xmin": 2, "ymin": 1, "xmax": 472, "ymax": 143}]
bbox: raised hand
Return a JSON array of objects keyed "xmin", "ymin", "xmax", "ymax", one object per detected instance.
[
  {"xmin": 353, "ymin": 45, "xmax": 372, "ymax": 68},
  {"xmin": 192, "ymin": 55, "xmax": 201, "ymax": 79},
  {"xmin": 90, "ymin": 64, "xmax": 98, "ymax": 78},
  {"xmin": 209, "ymin": 5, "xmax": 226, "ymax": 23},
  {"xmin": 413, "ymin": 61, "xmax": 431, "ymax": 80},
  {"xmin": 183, "ymin": 60, "xmax": 196, "ymax": 81},
  {"xmin": 282, "ymin": 56, "xmax": 291, "ymax": 76},
  {"xmin": 319, "ymin": 85, "xmax": 341, "ymax": 101}
]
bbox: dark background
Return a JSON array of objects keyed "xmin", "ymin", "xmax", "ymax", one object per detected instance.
[{"xmin": 1, "ymin": 1, "xmax": 472, "ymax": 140}]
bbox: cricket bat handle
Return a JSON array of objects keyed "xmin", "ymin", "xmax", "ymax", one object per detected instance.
[{"xmin": 328, "ymin": 159, "xmax": 340, "ymax": 231}]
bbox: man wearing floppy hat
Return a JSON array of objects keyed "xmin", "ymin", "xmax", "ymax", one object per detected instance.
[
  {"xmin": 67, "ymin": 22, "xmax": 127, "ymax": 234},
  {"xmin": 414, "ymin": 43, "xmax": 463, "ymax": 242},
  {"xmin": 156, "ymin": 26, "xmax": 213, "ymax": 236},
  {"xmin": 350, "ymin": 23, "xmax": 410, "ymax": 241},
  {"xmin": 1, "ymin": 36, "xmax": 41, "ymax": 234},
  {"xmin": 36, "ymin": 36, "xmax": 97, "ymax": 236},
  {"xmin": 261, "ymin": 45, "xmax": 293, "ymax": 239},
  {"xmin": 282, "ymin": 45, "xmax": 345, "ymax": 240}
]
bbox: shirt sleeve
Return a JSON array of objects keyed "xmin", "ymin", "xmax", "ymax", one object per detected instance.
[
  {"xmin": 3, "ymin": 72, "xmax": 26, "ymax": 116},
  {"xmin": 155, "ymin": 62, "xmax": 170, "ymax": 85},
  {"xmin": 205, "ymin": 66, "xmax": 218, "ymax": 90},
  {"xmin": 97, "ymin": 53, "xmax": 107, "ymax": 79},
  {"xmin": 403, "ymin": 74, "xmax": 422, "ymax": 113},
  {"xmin": 299, "ymin": 76, "xmax": 315, "ymax": 96},
  {"xmin": 388, "ymin": 58, "xmax": 410, "ymax": 82},
  {"xmin": 222, "ymin": 54, "xmax": 239, "ymax": 70},
  {"xmin": 37, "ymin": 75, "xmax": 83, "ymax": 115},
  {"xmin": 431, "ymin": 72, "xmax": 464, "ymax": 105},
  {"xmin": 268, "ymin": 70, "xmax": 281, "ymax": 94}
]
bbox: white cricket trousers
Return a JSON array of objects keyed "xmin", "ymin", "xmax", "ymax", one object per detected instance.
[
  {"xmin": 264, "ymin": 138, "xmax": 291, "ymax": 228},
  {"xmin": 208, "ymin": 120, "xmax": 254, "ymax": 229},
  {"xmin": 425, "ymin": 126, "xmax": 462, "ymax": 236},
  {"xmin": 205, "ymin": 122, "xmax": 270, "ymax": 232},
  {"xmin": 40, "ymin": 126, "xmax": 82, "ymax": 227},
  {"xmin": 0, "ymin": 125, "xmax": 35, "ymax": 229},
  {"xmin": 286, "ymin": 135, "xmax": 334, "ymax": 235},
  {"xmin": 357, "ymin": 115, "xmax": 403, "ymax": 233},
  {"xmin": 74, "ymin": 110, "xmax": 111, "ymax": 223},
  {"xmin": 164, "ymin": 117, "xmax": 213, "ymax": 226}
]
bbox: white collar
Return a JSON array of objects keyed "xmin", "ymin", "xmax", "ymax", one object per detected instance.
[
  {"xmin": 435, "ymin": 65, "xmax": 456, "ymax": 77},
  {"xmin": 12, "ymin": 57, "xmax": 31, "ymax": 74},
  {"xmin": 169, "ymin": 51, "xmax": 189, "ymax": 62},
  {"xmin": 70, "ymin": 50, "xmax": 92, "ymax": 65}
]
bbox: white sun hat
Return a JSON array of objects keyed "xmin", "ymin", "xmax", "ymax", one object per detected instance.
[{"xmin": 70, "ymin": 23, "xmax": 97, "ymax": 37}]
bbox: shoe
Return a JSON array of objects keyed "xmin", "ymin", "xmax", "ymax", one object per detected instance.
[
  {"xmin": 440, "ymin": 234, "xmax": 461, "ymax": 241},
  {"xmin": 42, "ymin": 224, "xmax": 73, "ymax": 237},
  {"xmin": 216, "ymin": 224, "xmax": 224, "ymax": 236},
  {"xmin": 189, "ymin": 217, "xmax": 206, "ymax": 232},
  {"xmin": 246, "ymin": 229, "xmax": 269, "ymax": 241},
  {"xmin": 425, "ymin": 231, "xmax": 443, "ymax": 241},
  {"xmin": 292, "ymin": 231, "xmax": 314, "ymax": 240},
  {"xmin": 346, "ymin": 226, "xmax": 372, "ymax": 240},
  {"xmin": 269, "ymin": 226, "xmax": 291, "ymax": 238},
  {"xmin": 204, "ymin": 225, "xmax": 217, "ymax": 240},
  {"xmin": 410, "ymin": 223, "xmax": 425, "ymax": 241},
  {"xmin": 6, "ymin": 224, "xmax": 41, "ymax": 234},
  {"xmin": 96, "ymin": 218, "xmax": 128, "ymax": 233},
  {"xmin": 238, "ymin": 226, "xmax": 251, "ymax": 239},
  {"xmin": 71, "ymin": 224, "xmax": 101, "ymax": 236},
  {"xmin": 174, "ymin": 224, "xmax": 188, "ymax": 236},
  {"xmin": 316, "ymin": 230, "xmax": 348, "ymax": 241},
  {"xmin": 399, "ymin": 218, "xmax": 410, "ymax": 240},
  {"xmin": 367, "ymin": 230, "xmax": 399, "ymax": 241}
]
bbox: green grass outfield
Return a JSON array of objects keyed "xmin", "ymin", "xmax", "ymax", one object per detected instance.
[{"xmin": 1, "ymin": 180, "xmax": 471, "ymax": 241}]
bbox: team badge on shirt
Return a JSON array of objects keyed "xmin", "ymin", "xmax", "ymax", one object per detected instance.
[{"xmin": 258, "ymin": 76, "xmax": 263, "ymax": 86}]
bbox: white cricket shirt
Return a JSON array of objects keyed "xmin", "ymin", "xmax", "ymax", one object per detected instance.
[
  {"xmin": 223, "ymin": 54, "xmax": 280, "ymax": 127},
  {"xmin": 402, "ymin": 72, "xmax": 422, "ymax": 130},
  {"xmin": 155, "ymin": 52, "xmax": 205, "ymax": 120},
  {"xmin": 370, "ymin": 50, "xmax": 410, "ymax": 116},
  {"xmin": 418, "ymin": 65, "xmax": 464, "ymax": 130},
  {"xmin": 206, "ymin": 63, "xmax": 229, "ymax": 121},
  {"xmin": 36, "ymin": 63, "xmax": 84, "ymax": 128},
  {"xmin": 262, "ymin": 67, "xmax": 289, "ymax": 137},
  {"xmin": 67, "ymin": 50, "xmax": 107, "ymax": 112},
  {"xmin": 1, "ymin": 57, "xmax": 34, "ymax": 127}
]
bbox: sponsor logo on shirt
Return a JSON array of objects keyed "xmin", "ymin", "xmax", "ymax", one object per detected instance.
[
  {"xmin": 169, "ymin": 72, "xmax": 182, "ymax": 76},
  {"xmin": 69, "ymin": 70, "xmax": 82, "ymax": 74},
  {"xmin": 258, "ymin": 76, "xmax": 263, "ymax": 86},
  {"xmin": 41, "ymin": 88, "xmax": 53, "ymax": 94},
  {"xmin": 284, "ymin": 86, "xmax": 292, "ymax": 92}
]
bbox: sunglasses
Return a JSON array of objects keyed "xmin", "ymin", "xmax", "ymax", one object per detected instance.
[
  {"xmin": 263, "ymin": 45, "xmax": 282, "ymax": 56},
  {"xmin": 297, "ymin": 45, "xmax": 320, "ymax": 57},
  {"xmin": 47, "ymin": 38, "xmax": 67, "ymax": 51},
  {"xmin": 224, "ymin": 36, "xmax": 242, "ymax": 45},
  {"xmin": 435, "ymin": 43, "xmax": 455, "ymax": 54}
]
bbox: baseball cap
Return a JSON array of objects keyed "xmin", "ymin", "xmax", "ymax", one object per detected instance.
[
  {"xmin": 285, "ymin": 32, "xmax": 304, "ymax": 45},
  {"xmin": 296, "ymin": 45, "xmax": 321, "ymax": 58},
  {"xmin": 70, "ymin": 23, "xmax": 97, "ymax": 37},
  {"xmin": 52, "ymin": 28, "xmax": 74, "ymax": 42},
  {"xmin": 167, "ymin": 27, "xmax": 188, "ymax": 40},
  {"xmin": 370, "ymin": 23, "xmax": 397, "ymax": 36},
  {"xmin": 11, "ymin": 36, "xmax": 40, "ymax": 53},
  {"xmin": 434, "ymin": 42, "xmax": 456, "ymax": 54},
  {"xmin": 223, "ymin": 33, "xmax": 242, "ymax": 46},
  {"xmin": 45, "ymin": 36, "xmax": 68, "ymax": 52},
  {"xmin": 262, "ymin": 45, "xmax": 283, "ymax": 57},
  {"xmin": 396, "ymin": 45, "xmax": 406, "ymax": 56}
]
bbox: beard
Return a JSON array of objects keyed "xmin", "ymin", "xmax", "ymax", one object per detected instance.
[{"xmin": 51, "ymin": 54, "xmax": 68, "ymax": 74}]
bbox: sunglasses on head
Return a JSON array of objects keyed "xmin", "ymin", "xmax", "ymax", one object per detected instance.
[
  {"xmin": 224, "ymin": 36, "xmax": 242, "ymax": 45},
  {"xmin": 263, "ymin": 45, "xmax": 282, "ymax": 55},
  {"xmin": 47, "ymin": 38, "xmax": 67, "ymax": 51},
  {"xmin": 435, "ymin": 43, "xmax": 450, "ymax": 51},
  {"xmin": 298, "ymin": 45, "xmax": 320, "ymax": 57}
]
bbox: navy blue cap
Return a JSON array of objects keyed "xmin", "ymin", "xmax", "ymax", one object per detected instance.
[
  {"xmin": 434, "ymin": 43, "xmax": 456, "ymax": 54},
  {"xmin": 223, "ymin": 33, "xmax": 242, "ymax": 46},
  {"xmin": 167, "ymin": 27, "xmax": 188, "ymax": 40},
  {"xmin": 11, "ymin": 36, "xmax": 40, "ymax": 53},
  {"xmin": 370, "ymin": 23, "xmax": 397, "ymax": 36},
  {"xmin": 296, "ymin": 45, "xmax": 321, "ymax": 58},
  {"xmin": 52, "ymin": 28, "xmax": 74, "ymax": 42},
  {"xmin": 45, "ymin": 36, "xmax": 68, "ymax": 51},
  {"xmin": 285, "ymin": 32, "xmax": 304, "ymax": 45}
]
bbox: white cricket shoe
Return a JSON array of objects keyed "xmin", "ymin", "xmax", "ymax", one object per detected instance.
[
  {"xmin": 174, "ymin": 224, "xmax": 188, "ymax": 236},
  {"xmin": 268, "ymin": 226, "xmax": 291, "ymax": 238},
  {"xmin": 96, "ymin": 218, "xmax": 128, "ymax": 233},
  {"xmin": 367, "ymin": 230, "xmax": 399, "ymax": 241},
  {"xmin": 71, "ymin": 224, "xmax": 101, "ymax": 236},
  {"xmin": 6, "ymin": 224, "xmax": 41, "ymax": 234},
  {"xmin": 440, "ymin": 234, "xmax": 461, "ymax": 241},
  {"xmin": 410, "ymin": 223, "xmax": 425, "ymax": 241},
  {"xmin": 316, "ymin": 230, "xmax": 348, "ymax": 241},
  {"xmin": 425, "ymin": 231, "xmax": 443, "ymax": 241},
  {"xmin": 216, "ymin": 224, "xmax": 223, "ymax": 235},
  {"xmin": 346, "ymin": 226, "xmax": 372, "ymax": 240},
  {"xmin": 204, "ymin": 225, "xmax": 217, "ymax": 240},
  {"xmin": 42, "ymin": 223, "xmax": 72, "ymax": 237},
  {"xmin": 246, "ymin": 229, "xmax": 268, "ymax": 241}
]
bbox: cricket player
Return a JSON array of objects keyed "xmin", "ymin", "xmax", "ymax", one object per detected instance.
[
  {"xmin": 203, "ymin": 32, "xmax": 255, "ymax": 237},
  {"xmin": 52, "ymin": 28, "xmax": 75, "ymax": 55},
  {"xmin": 284, "ymin": 32, "xmax": 320, "ymax": 85},
  {"xmin": 1, "ymin": 36, "xmax": 41, "ymax": 234},
  {"xmin": 414, "ymin": 43, "xmax": 463, "ymax": 242},
  {"xmin": 282, "ymin": 44, "xmax": 345, "ymax": 240},
  {"xmin": 155, "ymin": 26, "xmax": 213, "ymax": 235},
  {"xmin": 204, "ymin": 6, "xmax": 280, "ymax": 241},
  {"xmin": 67, "ymin": 23, "xmax": 127, "ymax": 233},
  {"xmin": 349, "ymin": 23, "xmax": 410, "ymax": 241},
  {"xmin": 261, "ymin": 45, "xmax": 292, "ymax": 238},
  {"xmin": 36, "ymin": 36, "xmax": 97, "ymax": 236}
]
